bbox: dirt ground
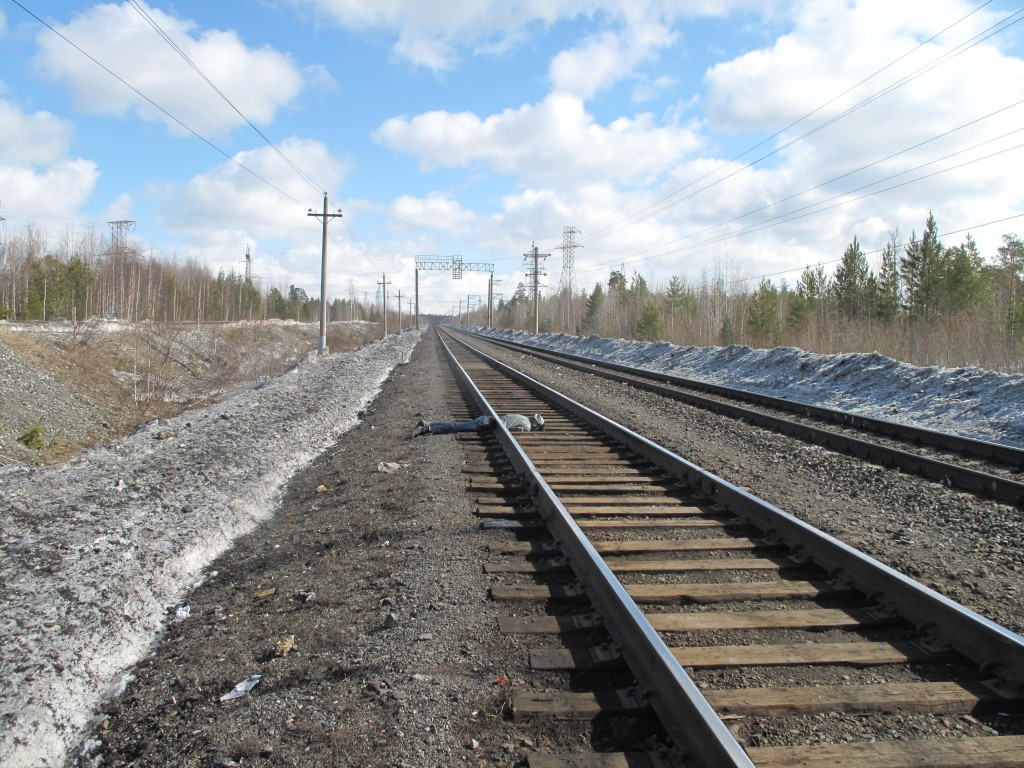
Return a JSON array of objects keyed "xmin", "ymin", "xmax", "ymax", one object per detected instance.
[
  {"xmin": 82, "ymin": 332, "xmax": 579, "ymax": 768},
  {"xmin": 0, "ymin": 319, "xmax": 376, "ymax": 466}
]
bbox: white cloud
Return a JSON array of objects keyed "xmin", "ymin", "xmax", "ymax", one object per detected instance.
[
  {"xmin": 32, "ymin": 2, "xmax": 306, "ymax": 137},
  {"xmin": 158, "ymin": 138, "xmax": 348, "ymax": 236},
  {"xmin": 390, "ymin": 193, "xmax": 477, "ymax": 233},
  {"xmin": 0, "ymin": 101, "xmax": 73, "ymax": 165},
  {"xmin": 0, "ymin": 101, "xmax": 97, "ymax": 216},
  {"xmin": 288, "ymin": 0, "xmax": 570, "ymax": 70},
  {"xmin": 549, "ymin": 14, "xmax": 676, "ymax": 99},
  {"xmin": 0, "ymin": 160, "xmax": 99, "ymax": 220},
  {"xmin": 684, "ymin": 0, "xmax": 1024, "ymax": 264},
  {"xmin": 140, "ymin": 138, "xmax": 362, "ymax": 291},
  {"xmin": 374, "ymin": 92, "xmax": 702, "ymax": 185}
]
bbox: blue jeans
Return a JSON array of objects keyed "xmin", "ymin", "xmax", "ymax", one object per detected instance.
[{"xmin": 427, "ymin": 415, "xmax": 495, "ymax": 434}]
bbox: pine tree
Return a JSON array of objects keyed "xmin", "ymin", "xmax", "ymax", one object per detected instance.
[
  {"xmin": 901, "ymin": 211, "xmax": 943, "ymax": 321},
  {"xmin": 634, "ymin": 302, "xmax": 662, "ymax": 341},
  {"xmin": 873, "ymin": 233, "xmax": 901, "ymax": 322},
  {"xmin": 996, "ymin": 234, "xmax": 1024, "ymax": 338},
  {"xmin": 582, "ymin": 283, "xmax": 604, "ymax": 334},
  {"xmin": 748, "ymin": 278, "xmax": 782, "ymax": 346},
  {"xmin": 833, "ymin": 236, "xmax": 869, "ymax": 319},
  {"xmin": 938, "ymin": 233, "xmax": 985, "ymax": 316}
]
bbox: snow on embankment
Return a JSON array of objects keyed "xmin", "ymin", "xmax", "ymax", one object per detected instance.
[
  {"xmin": 473, "ymin": 328, "xmax": 1024, "ymax": 449},
  {"xmin": 0, "ymin": 331, "xmax": 419, "ymax": 768}
]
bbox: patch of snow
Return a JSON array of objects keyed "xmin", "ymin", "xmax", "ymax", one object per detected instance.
[{"xmin": 0, "ymin": 331, "xmax": 419, "ymax": 768}]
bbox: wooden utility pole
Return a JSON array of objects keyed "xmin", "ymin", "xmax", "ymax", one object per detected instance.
[
  {"xmin": 397, "ymin": 289, "xmax": 403, "ymax": 331},
  {"xmin": 378, "ymin": 273, "xmax": 391, "ymax": 336},
  {"xmin": 524, "ymin": 242, "xmax": 549, "ymax": 334},
  {"xmin": 307, "ymin": 193, "xmax": 343, "ymax": 355}
]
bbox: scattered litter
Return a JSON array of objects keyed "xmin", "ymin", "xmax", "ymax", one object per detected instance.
[
  {"xmin": 220, "ymin": 674, "xmax": 262, "ymax": 702},
  {"xmin": 416, "ymin": 633, "xmax": 433, "ymax": 642},
  {"xmin": 274, "ymin": 635, "xmax": 295, "ymax": 657},
  {"xmin": 468, "ymin": 739, "xmax": 480, "ymax": 750},
  {"xmin": 376, "ymin": 461, "xmax": 405, "ymax": 474},
  {"xmin": 295, "ymin": 590, "xmax": 315, "ymax": 602},
  {"xmin": 173, "ymin": 605, "xmax": 190, "ymax": 623},
  {"xmin": 256, "ymin": 588, "xmax": 276, "ymax": 600},
  {"xmin": 383, "ymin": 612, "xmax": 399, "ymax": 628},
  {"xmin": 411, "ymin": 673, "xmax": 431, "ymax": 682},
  {"xmin": 493, "ymin": 676, "xmax": 507, "ymax": 685},
  {"xmin": 316, "ymin": 484, "xmax": 329, "ymax": 494}
]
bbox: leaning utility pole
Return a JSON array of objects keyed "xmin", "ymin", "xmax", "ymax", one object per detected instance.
[
  {"xmin": 307, "ymin": 193, "xmax": 343, "ymax": 355},
  {"xmin": 378, "ymin": 273, "xmax": 391, "ymax": 336},
  {"xmin": 524, "ymin": 242, "xmax": 549, "ymax": 334}
]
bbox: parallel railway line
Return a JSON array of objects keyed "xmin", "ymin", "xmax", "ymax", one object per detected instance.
[
  {"xmin": 434, "ymin": 328, "xmax": 1024, "ymax": 767},
  {"xmin": 457, "ymin": 330, "xmax": 1024, "ymax": 506}
]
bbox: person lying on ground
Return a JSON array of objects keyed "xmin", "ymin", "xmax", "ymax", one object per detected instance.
[{"xmin": 411, "ymin": 413, "xmax": 544, "ymax": 437}]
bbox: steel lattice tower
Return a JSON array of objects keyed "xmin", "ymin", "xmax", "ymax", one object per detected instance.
[
  {"xmin": 557, "ymin": 226, "xmax": 580, "ymax": 331},
  {"xmin": 107, "ymin": 220, "xmax": 135, "ymax": 254}
]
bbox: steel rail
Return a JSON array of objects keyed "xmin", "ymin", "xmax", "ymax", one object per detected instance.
[
  {"xmin": 458, "ymin": 330, "xmax": 1024, "ymax": 505},
  {"xmin": 436, "ymin": 331, "xmax": 757, "ymax": 768},
  {"xmin": 442, "ymin": 329, "xmax": 1024, "ymax": 691}
]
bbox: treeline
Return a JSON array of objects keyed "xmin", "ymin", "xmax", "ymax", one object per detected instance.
[
  {"xmin": 4, "ymin": 214, "xmax": 1022, "ymax": 371},
  {"xmin": 487, "ymin": 212, "xmax": 1023, "ymax": 372},
  {"xmin": 0, "ymin": 225, "xmax": 378, "ymax": 326}
]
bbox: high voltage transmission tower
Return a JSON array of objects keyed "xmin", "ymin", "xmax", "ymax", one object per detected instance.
[
  {"xmin": 107, "ymin": 220, "xmax": 135, "ymax": 254},
  {"xmin": 524, "ymin": 243, "xmax": 550, "ymax": 334},
  {"xmin": 556, "ymin": 226, "xmax": 581, "ymax": 332}
]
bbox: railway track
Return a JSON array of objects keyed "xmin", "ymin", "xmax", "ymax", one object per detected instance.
[
  {"xmin": 434, "ymin": 328, "xmax": 1024, "ymax": 767},
  {"xmin": 456, "ymin": 329, "xmax": 1024, "ymax": 506}
]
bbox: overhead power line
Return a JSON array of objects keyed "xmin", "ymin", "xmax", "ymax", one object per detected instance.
[
  {"xmin": 8, "ymin": 0, "xmax": 310, "ymax": 210},
  {"xmin": 578, "ymin": 1, "xmax": 1021, "ymax": 249},
  {"xmin": 124, "ymin": 0, "xmax": 325, "ymax": 196}
]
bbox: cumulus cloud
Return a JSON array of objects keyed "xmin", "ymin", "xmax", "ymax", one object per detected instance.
[
  {"xmin": 0, "ymin": 161, "xmax": 100, "ymax": 220},
  {"xmin": 288, "ymin": 0, "xmax": 790, "ymax": 71},
  {"xmin": 390, "ymin": 193, "xmax": 477, "ymax": 233},
  {"xmin": 158, "ymin": 138, "xmax": 349, "ymax": 235},
  {"xmin": 549, "ymin": 14, "xmax": 676, "ymax": 99},
  {"xmin": 140, "ymin": 138, "xmax": 351, "ymax": 287},
  {"xmin": 32, "ymin": 1, "xmax": 306, "ymax": 137},
  {"xmin": 286, "ymin": 0, "xmax": 568, "ymax": 70},
  {"xmin": 0, "ymin": 101, "xmax": 74, "ymax": 166},
  {"xmin": 697, "ymin": 0, "xmax": 1024, "ymax": 257},
  {"xmin": 374, "ymin": 92, "xmax": 702, "ymax": 185},
  {"xmin": 0, "ymin": 101, "xmax": 97, "ymax": 215}
]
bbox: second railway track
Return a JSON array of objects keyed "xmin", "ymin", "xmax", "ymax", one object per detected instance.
[
  {"xmin": 458, "ymin": 329, "xmax": 1024, "ymax": 506},
  {"xmin": 435, "ymin": 328, "xmax": 1024, "ymax": 767}
]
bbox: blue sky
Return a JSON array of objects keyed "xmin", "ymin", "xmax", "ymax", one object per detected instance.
[{"xmin": 2, "ymin": 0, "xmax": 1023, "ymax": 315}]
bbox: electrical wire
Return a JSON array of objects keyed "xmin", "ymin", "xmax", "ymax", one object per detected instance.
[
  {"xmin": 7, "ymin": 0, "xmax": 311, "ymax": 210},
  {"xmin": 574, "ymin": 2, "xmax": 1022, "ymax": 251},
  {"xmin": 124, "ymin": 0, "xmax": 325, "ymax": 197}
]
